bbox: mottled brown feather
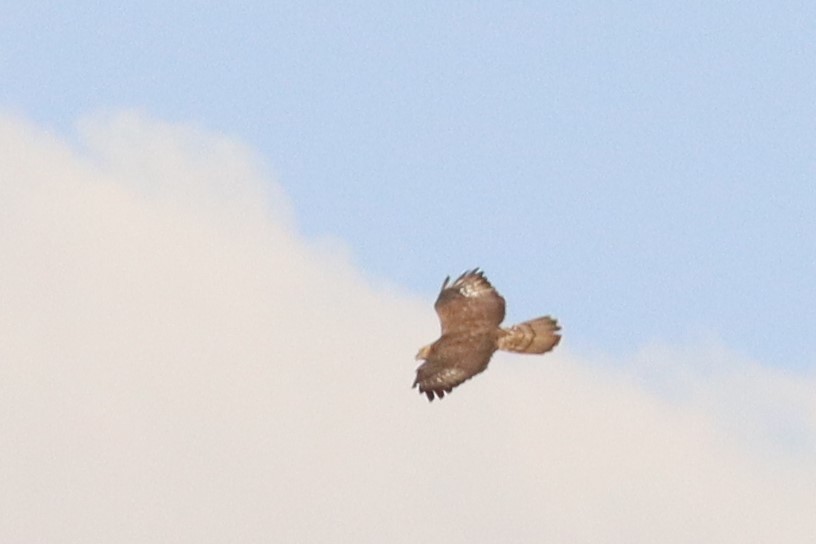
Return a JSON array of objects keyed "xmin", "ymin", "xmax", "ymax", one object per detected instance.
[
  {"xmin": 498, "ymin": 316, "xmax": 561, "ymax": 354},
  {"xmin": 433, "ymin": 269, "xmax": 505, "ymax": 335},
  {"xmin": 414, "ymin": 269, "xmax": 561, "ymax": 401}
]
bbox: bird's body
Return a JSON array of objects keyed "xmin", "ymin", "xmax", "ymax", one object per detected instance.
[{"xmin": 414, "ymin": 269, "xmax": 561, "ymax": 401}]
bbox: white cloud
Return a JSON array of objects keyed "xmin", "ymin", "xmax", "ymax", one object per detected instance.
[{"xmin": 1, "ymin": 112, "xmax": 814, "ymax": 543}]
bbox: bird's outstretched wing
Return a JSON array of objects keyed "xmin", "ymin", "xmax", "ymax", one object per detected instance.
[
  {"xmin": 413, "ymin": 333, "xmax": 497, "ymax": 401},
  {"xmin": 433, "ymin": 269, "xmax": 505, "ymax": 335}
]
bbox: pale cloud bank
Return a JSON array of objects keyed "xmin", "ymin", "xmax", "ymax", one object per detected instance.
[{"xmin": 1, "ymin": 113, "xmax": 814, "ymax": 543}]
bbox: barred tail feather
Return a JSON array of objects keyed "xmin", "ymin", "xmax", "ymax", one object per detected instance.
[{"xmin": 498, "ymin": 316, "xmax": 561, "ymax": 354}]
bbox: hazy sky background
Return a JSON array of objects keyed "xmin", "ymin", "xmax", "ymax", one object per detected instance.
[
  {"xmin": 3, "ymin": 1, "xmax": 816, "ymax": 366},
  {"xmin": 2, "ymin": 3, "xmax": 815, "ymax": 542}
]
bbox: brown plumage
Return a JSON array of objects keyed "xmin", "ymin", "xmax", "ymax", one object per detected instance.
[{"xmin": 413, "ymin": 269, "xmax": 561, "ymax": 401}]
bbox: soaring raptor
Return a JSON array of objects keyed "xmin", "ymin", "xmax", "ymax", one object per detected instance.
[{"xmin": 414, "ymin": 269, "xmax": 561, "ymax": 401}]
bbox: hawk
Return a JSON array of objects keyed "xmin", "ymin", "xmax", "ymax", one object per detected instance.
[{"xmin": 414, "ymin": 269, "xmax": 561, "ymax": 401}]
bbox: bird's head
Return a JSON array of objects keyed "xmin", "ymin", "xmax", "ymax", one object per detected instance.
[{"xmin": 415, "ymin": 344, "xmax": 432, "ymax": 361}]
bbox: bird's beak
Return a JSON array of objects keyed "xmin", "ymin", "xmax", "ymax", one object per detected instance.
[{"xmin": 415, "ymin": 345, "xmax": 430, "ymax": 360}]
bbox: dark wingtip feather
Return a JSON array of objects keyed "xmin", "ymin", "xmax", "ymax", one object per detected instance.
[
  {"xmin": 452, "ymin": 267, "xmax": 483, "ymax": 285},
  {"xmin": 417, "ymin": 386, "xmax": 455, "ymax": 402}
]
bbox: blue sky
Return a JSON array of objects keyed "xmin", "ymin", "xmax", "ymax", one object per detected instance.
[{"xmin": 3, "ymin": 2, "xmax": 815, "ymax": 368}]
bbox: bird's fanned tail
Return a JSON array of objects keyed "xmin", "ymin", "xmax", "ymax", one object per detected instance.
[{"xmin": 497, "ymin": 316, "xmax": 561, "ymax": 354}]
